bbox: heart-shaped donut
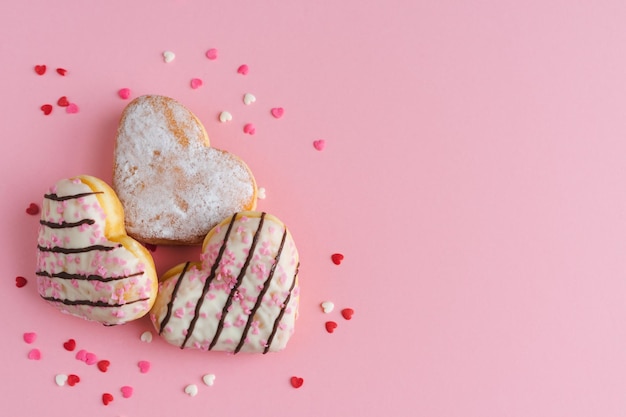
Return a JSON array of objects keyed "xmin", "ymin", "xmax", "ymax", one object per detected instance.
[
  {"xmin": 36, "ymin": 176, "xmax": 158, "ymax": 325},
  {"xmin": 151, "ymin": 211, "xmax": 300, "ymax": 353},
  {"xmin": 113, "ymin": 95, "xmax": 257, "ymax": 245}
]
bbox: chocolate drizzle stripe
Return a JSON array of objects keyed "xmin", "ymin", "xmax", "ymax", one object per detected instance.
[
  {"xmin": 209, "ymin": 212, "xmax": 266, "ymax": 351},
  {"xmin": 159, "ymin": 262, "xmax": 191, "ymax": 335},
  {"xmin": 41, "ymin": 295, "xmax": 150, "ymax": 308},
  {"xmin": 40, "ymin": 218, "xmax": 96, "ymax": 229},
  {"xmin": 37, "ymin": 244, "xmax": 121, "ymax": 254},
  {"xmin": 44, "ymin": 191, "xmax": 103, "ymax": 201},
  {"xmin": 36, "ymin": 270, "xmax": 144, "ymax": 283},
  {"xmin": 180, "ymin": 213, "xmax": 238, "ymax": 349},
  {"xmin": 264, "ymin": 261, "xmax": 299, "ymax": 354},
  {"xmin": 235, "ymin": 227, "xmax": 288, "ymax": 354}
]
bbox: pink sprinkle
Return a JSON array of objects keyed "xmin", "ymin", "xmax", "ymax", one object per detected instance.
[
  {"xmin": 205, "ymin": 48, "xmax": 218, "ymax": 60},
  {"xmin": 27, "ymin": 348, "xmax": 41, "ymax": 360},
  {"xmin": 85, "ymin": 352, "xmax": 98, "ymax": 365},
  {"xmin": 190, "ymin": 78, "xmax": 203, "ymax": 89},
  {"xmin": 138, "ymin": 360, "xmax": 151, "ymax": 373},
  {"xmin": 174, "ymin": 308, "xmax": 184, "ymax": 318},
  {"xmin": 120, "ymin": 385, "xmax": 134, "ymax": 398},
  {"xmin": 243, "ymin": 123, "xmax": 256, "ymax": 135},
  {"xmin": 270, "ymin": 107, "xmax": 285, "ymax": 119},
  {"xmin": 75, "ymin": 349, "xmax": 87, "ymax": 361},
  {"xmin": 118, "ymin": 88, "xmax": 131, "ymax": 100},
  {"xmin": 66, "ymin": 103, "xmax": 79, "ymax": 114},
  {"xmin": 237, "ymin": 64, "xmax": 249, "ymax": 75},
  {"xmin": 23, "ymin": 332, "xmax": 37, "ymax": 344},
  {"xmin": 313, "ymin": 139, "xmax": 326, "ymax": 151}
]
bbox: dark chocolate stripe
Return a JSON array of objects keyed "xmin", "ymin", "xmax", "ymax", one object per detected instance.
[
  {"xmin": 37, "ymin": 244, "xmax": 120, "ymax": 254},
  {"xmin": 235, "ymin": 228, "xmax": 288, "ymax": 354},
  {"xmin": 180, "ymin": 213, "xmax": 238, "ymax": 349},
  {"xmin": 264, "ymin": 261, "xmax": 299, "ymax": 354},
  {"xmin": 209, "ymin": 212, "xmax": 266, "ymax": 350},
  {"xmin": 40, "ymin": 218, "xmax": 95, "ymax": 229},
  {"xmin": 44, "ymin": 191, "xmax": 103, "ymax": 201},
  {"xmin": 159, "ymin": 262, "xmax": 191, "ymax": 335},
  {"xmin": 36, "ymin": 270, "xmax": 144, "ymax": 283},
  {"xmin": 41, "ymin": 295, "xmax": 149, "ymax": 308}
]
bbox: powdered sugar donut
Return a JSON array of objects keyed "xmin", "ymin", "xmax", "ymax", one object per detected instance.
[
  {"xmin": 151, "ymin": 211, "xmax": 300, "ymax": 353},
  {"xmin": 36, "ymin": 176, "xmax": 158, "ymax": 325},
  {"xmin": 113, "ymin": 95, "xmax": 257, "ymax": 245}
]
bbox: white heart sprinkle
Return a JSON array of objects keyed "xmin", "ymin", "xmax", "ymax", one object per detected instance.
[
  {"xmin": 321, "ymin": 301, "xmax": 335, "ymax": 314},
  {"xmin": 163, "ymin": 51, "xmax": 176, "ymax": 63},
  {"xmin": 140, "ymin": 331, "xmax": 153, "ymax": 343},
  {"xmin": 202, "ymin": 374, "xmax": 216, "ymax": 386},
  {"xmin": 219, "ymin": 111, "xmax": 233, "ymax": 123},
  {"xmin": 257, "ymin": 187, "xmax": 266, "ymax": 200},
  {"xmin": 55, "ymin": 374, "xmax": 68, "ymax": 387},
  {"xmin": 243, "ymin": 93, "xmax": 256, "ymax": 106},
  {"xmin": 184, "ymin": 384, "xmax": 198, "ymax": 397}
]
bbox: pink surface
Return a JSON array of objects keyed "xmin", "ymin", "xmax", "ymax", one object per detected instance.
[{"xmin": 2, "ymin": 0, "xmax": 626, "ymax": 415}]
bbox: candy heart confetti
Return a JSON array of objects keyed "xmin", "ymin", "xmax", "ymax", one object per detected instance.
[
  {"xmin": 56, "ymin": 68, "xmax": 67, "ymax": 76},
  {"xmin": 341, "ymin": 308, "xmax": 354, "ymax": 320},
  {"xmin": 331, "ymin": 253, "xmax": 344, "ymax": 265},
  {"xmin": 85, "ymin": 352, "xmax": 98, "ymax": 365},
  {"xmin": 27, "ymin": 348, "xmax": 41, "ymax": 360},
  {"xmin": 102, "ymin": 393, "xmax": 114, "ymax": 406},
  {"xmin": 15, "ymin": 276, "xmax": 28, "ymax": 288},
  {"xmin": 313, "ymin": 139, "xmax": 326, "ymax": 151},
  {"xmin": 321, "ymin": 301, "xmax": 335, "ymax": 314},
  {"xmin": 202, "ymin": 374, "xmax": 216, "ymax": 386},
  {"xmin": 190, "ymin": 78, "xmax": 203, "ymax": 89},
  {"xmin": 66, "ymin": 103, "xmax": 79, "ymax": 114},
  {"xmin": 243, "ymin": 123, "xmax": 256, "ymax": 135},
  {"xmin": 97, "ymin": 360, "xmax": 110, "ymax": 373},
  {"xmin": 63, "ymin": 339, "xmax": 76, "ymax": 351},
  {"xmin": 23, "ymin": 332, "xmax": 37, "ymax": 344},
  {"xmin": 163, "ymin": 51, "xmax": 175, "ymax": 63},
  {"xmin": 54, "ymin": 374, "xmax": 68, "ymax": 387},
  {"xmin": 184, "ymin": 384, "xmax": 198, "ymax": 397},
  {"xmin": 40, "ymin": 104, "xmax": 53, "ymax": 115},
  {"xmin": 325, "ymin": 321, "xmax": 338, "ymax": 333},
  {"xmin": 205, "ymin": 48, "xmax": 218, "ymax": 60},
  {"xmin": 75, "ymin": 349, "xmax": 87, "ymax": 360},
  {"xmin": 140, "ymin": 331, "xmax": 153, "ymax": 343},
  {"xmin": 57, "ymin": 96, "xmax": 69, "ymax": 107},
  {"xmin": 243, "ymin": 93, "xmax": 256, "ymax": 105},
  {"xmin": 218, "ymin": 111, "xmax": 233, "ymax": 123},
  {"xmin": 67, "ymin": 374, "xmax": 80, "ymax": 387},
  {"xmin": 26, "ymin": 203, "xmax": 40, "ymax": 215},
  {"xmin": 271, "ymin": 107, "xmax": 285, "ymax": 118},
  {"xmin": 257, "ymin": 187, "xmax": 266, "ymax": 200},
  {"xmin": 120, "ymin": 386, "xmax": 134, "ymax": 398},
  {"xmin": 118, "ymin": 88, "xmax": 131, "ymax": 100},
  {"xmin": 237, "ymin": 64, "xmax": 249, "ymax": 75},
  {"xmin": 290, "ymin": 376, "xmax": 304, "ymax": 389},
  {"xmin": 138, "ymin": 360, "xmax": 151, "ymax": 374},
  {"xmin": 34, "ymin": 65, "xmax": 46, "ymax": 75}
]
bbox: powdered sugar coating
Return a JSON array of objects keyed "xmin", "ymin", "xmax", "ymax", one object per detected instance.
[
  {"xmin": 113, "ymin": 95, "xmax": 257, "ymax": 245},
  {"xmin": 151, "ymin": 211, "xmax": 300, "ymax": 353}
]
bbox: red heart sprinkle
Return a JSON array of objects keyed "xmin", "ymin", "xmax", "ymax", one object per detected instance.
[
  {"xmin": 15, "ymin": 276, "xmax": 27, "ymax": 288},
  {"xmin": 67, "ymin": 374, "xmax": 80, "ymax": 386},
  {"xmin": 40, "ymin": 104, "xmax": 53, "ymax": 115},
  {"xmin": 63, "ymin": 338, "xmax": 76, "ymax": 351},
  {"xmin": 34, "ymin": 65, "xmax": 46, "ymax": 75},
  {"xmin": 56, "ymin": 68, "xmax": 67, "ymax": 76},
  {"xmin": 57, "ymin": 96, "xmax": 70, "ymax": 107},
  {"xmin": 97, "ymin": 360, "xmax": 110, "ymax": 372},
  {"xmin": 271, "ymin": 107, "xmax": 285, "ymax": 119},
  {"xmin": 290, "ymin": 376, "xmax": 304, "ymax": 388},
  {"xmin": 341, "ymin": 308, "xmax": 354, "ymax": 320},
  {"xmin": 237, "ymin": 64, "xmax": 249, "ymax": 75},
  {"xmin": 331, "ymin": 253, "xmax": 344, "ymax": 265},
  {"xmin": 102, "ymin": 393, "xmax": 114, "ymax": 406},
  {"xmin": 325, "ymin": 321, "xmax": 338, "ymax": 333},
  {"xmin": 26, "ymin": 203, "xmax": 40, "ymax": 215}
]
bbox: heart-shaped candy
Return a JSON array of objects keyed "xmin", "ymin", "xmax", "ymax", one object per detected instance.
[
  {"xmin": 202, "ymin": 374, "xmax": 216, "ymax": 386},
  {"xmin": 113, "ymin": 95, "xmax": 257, "ymax": 245},
  {"xmin": 97, "ymin": 360, "xmax": 110, "ymax": 372},
  {"xmin": 151, "ymin": 211, "xmax": 300, "ymax": 353},
  {"xmin": 205, "ymin": 48, "xmax": 218, "ymax": 60},
  {"xmin": 320, "ymin": 301, "xmax": 334, "ymax": 314},
  {"xmin": 102, "ymin": 393, "xmax": 114, "ymax": 405},
  {"xmin": 184, "ymin": 384, "xmax": 198, "ymax": 397},
  {"xmin": 35, "ymin": 176, "xmax": 158, "ymax": 325},
  {"xmin": 55, "ymin": 374, "xmax": 68, "ymax": 386},
  {"xmin": 163, "ymin": 51, "xmax": 175, "ymax": 63},
  {"xmin": 290, "ymin": 376, "xmax": 304, "ymax": 388},
  {"xmin": 243, "ymin": 93, "xmax": 256, "ymax": 105},
  {"xmin": 34, "ymin": 65, "xmax": 46, "ymax": 75},
  {"xmin": 218, "ymin": 111, "xmax": 232, "ymax": 123},
  {"xmin": 270, "ymin": 107, "xmax": 284, "ymax": 119},
  {"xmin": 120, "ymin": 385, "xmax": 134, "ymax": 398},
  {"xmin": 237, "ymin": 64, "xmax": 249, "ymax": 75}
]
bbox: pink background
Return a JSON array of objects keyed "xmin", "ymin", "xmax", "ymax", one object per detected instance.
[{"xmin": 2, "ymin": 0, "xmax": 626, "ymax": 415}]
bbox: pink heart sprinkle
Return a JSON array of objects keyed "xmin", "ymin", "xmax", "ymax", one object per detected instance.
[
  {"xmin": 313, "ymin": 139, "xmax": 326, "ymax": 151},
  {"xmin": 237, "ymin": 64, "xmax": 249, "ymax": 75},
  {"xmin": 66, "ymin": 103, "xmax": 79, "ymax": 114},
  {"xmin": 190, "ymin": 78, "xmax": 203, "ymax": 89},
  {"xmin": 85, "ymin": 352, "xmax": 98, "ymax": 365},
  {"xmin": 271, "ymin": 107, "xmax": 285, "ymax": 119},
  {"xmin": 243, "ymin": 123, "xmax": 256, "ymax": 135},
  {"xmin": 118, "ymin": 88, "xmax": 131, "ymax": 100},
  {"xmin": 27, "ymin": 348, "xmax": 41, "ymax": 360},
  {"xmin": 120, "ymin": 385, "xmax": 134, "ymax": 398},
  {"xmin": 23, "ymin": 332, "xmax": 37, "ymax": 344},
  {"xmin": 205, "ymin": 48, "xmax": 218, "ymax": 60},
  {"xmin": 75, "ymin": 349, "xmax": 87, "ymax": 361},
  {"xmin": 138, "ymin": 360, "xmax": 151, "ymax": 373}
]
